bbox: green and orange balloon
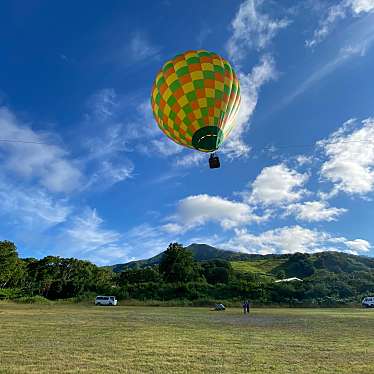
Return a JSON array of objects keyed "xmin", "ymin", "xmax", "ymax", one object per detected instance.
[{"xmin": 151, "ymin": 50, "xmax": 241, "ymax": 153}]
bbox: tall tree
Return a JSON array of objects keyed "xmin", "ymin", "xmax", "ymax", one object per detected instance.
[
  {"xmin": 0, "ymin": 241, "xmax": 19, "ymax": 288},
  {"xmin": 23, "ymin": 256, "xmax": 112, "ymax": 299},
  {"xmin": 159, "ymin": 243, "xmax": 196, "ymax": 283}
]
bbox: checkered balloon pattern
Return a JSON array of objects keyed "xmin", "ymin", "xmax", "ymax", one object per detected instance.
[{"xmin": 151, "ymin": 50, "xmax": 241, "ymax": 152}]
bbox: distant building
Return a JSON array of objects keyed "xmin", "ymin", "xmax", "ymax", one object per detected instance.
[{"xmin": 275, "ymin": 277, "xmax": 303, "ymax": 283}]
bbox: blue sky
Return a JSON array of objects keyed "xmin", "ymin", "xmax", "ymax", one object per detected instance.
[{"xmin": 1, "ymin": 0, "xmax": 374, "ymax": 265}]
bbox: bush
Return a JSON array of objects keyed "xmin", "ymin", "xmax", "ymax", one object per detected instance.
[
  {"xmin": 0, "ymin": 288, "xmax": 23, "ymax": 300},
  {"xmin": 15, "ymin": 296, "xmax": 52, "ymax": 304}
]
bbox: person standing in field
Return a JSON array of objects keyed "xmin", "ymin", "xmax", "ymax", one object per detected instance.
[
  {"xmin": 242, "ymin": 300, "xmax": 247, "ymax": 314},
  {"xmin": 246, "ymin": 300, "xmax": 250, "ymax": 314}
]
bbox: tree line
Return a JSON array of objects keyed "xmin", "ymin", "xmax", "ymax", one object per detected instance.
[{"xmin": 1, "ymin": 241, "xmax": 373, "ymax": 305}]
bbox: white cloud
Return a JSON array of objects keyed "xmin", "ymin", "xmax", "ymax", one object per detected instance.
[
  {"xmin": 122, "ymin": 224, "xmax": 175, "ymax": 261},
  {"xmin": 175, "ymin": 152, "xmax": 205, "ymax": 167},
  {"xmin": 86, "ymin": 159, "xmax": 134, "ymax": 190},
  {"xmin": 344, "ymin": 238, "xmax": 371, "ymax": 252},
  {"xmin": 80, "ymin": 90, "xmax": 145, "ymax": 189},
  {"xmin": 295, "ymin": 155, "xmax": 313, "ymax": 166},
  {"xmin": 222, "ymin": 55, "xmax": 276, "ymax": 159},
  {"xmin": 0, "ymin": 107, "xmax": 82, "ymax": 193},
  {"xmin": 306, "ymin": 0, "xmax": 374, "ymax": 47},
  {"xmin": 224, "ymin": 226, "xmax": 324, "ymax": 254},
  {"xmin": 0, "ymin": 106, "xmax": 133, "ymax": 261},
  {"xmin": 222, "ymin": 225, "xmax": 371, "ymax": 255},
  {"xmin": 151, "ymin": 138, "xmax": 183, "ymax": 157},
  {"xmin": 162, "ymin": 223, "xmax": 184, "ymax": 234},
  {"xmin": 221, "ymin": 2, "xmax": 282, "ymax": 159},
  {"xmin": 84, "ymin": 123, "xmax": 128, "ymax": 160},
  {"xmin": 318, "ymin": 118, "xmax": 374, "ymax": 196},
  {"xmin": 0, "ymin": 178, "xmax": 71, "ymax": 228},
  {"xmin": 286, "ymin": 201, "xmax": 347, "ymax": 222},
  {"xmin": 340, "ymin": 43, "xmax": 368, "ymax": 57},
  {"xmin": 62, "ymin": 208, "xmax": 128, "ymax": 265},
  {"xmin": 279, "ymin": 13, "xmax": 374, "ymax": 109},
  {"xmin": 351, "ymin": 0, "xmax": 374, "ymax": 14},
  {"xmin": 66, "ymin": 209, "xmax": 121, "ymax": 248},
  {"xmin": 86, "ymin": 88, "xmax": 118, "ymax": 121},
  {"xmin": 247, "ymin": 164, "xmax": 308, "ymax": 206},
  {"xmin": 84, "ymin": 90, "xmax": 184, "ymax": 177},
  {"xmin": 226, "ymin": 0, "xmax": 289, "ymax": 63},
  {"xmin": 280, "ymin": 36, "xmax": 373, "ymax": 108},
  {"xmin": 328, "ymin": 236, "xmax": 371, "ymax": 254},
  {"xmin": 137, "ymin": 100, "xmax": 157, "ymax": 130},
  {"xmin": 166, "ymin": 194, "xmax": 268, "ymax": 233},
  {"xmin": 306, "ymin": 2, "xmax": 347, "ymax": 48}
]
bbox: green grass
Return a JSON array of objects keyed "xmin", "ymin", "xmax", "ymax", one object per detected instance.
[
  {"xmin": 0, "ymin": 303, "xmax": 373, "ymax": 373},
  {"xmin": 231, "ymin": 258, "xmax": 286, "ymax": 275}
]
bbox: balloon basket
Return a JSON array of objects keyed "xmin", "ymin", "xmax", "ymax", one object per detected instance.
[{"xmin": 209, "ymin": 153, "xmax": 220, "ymax": 169}]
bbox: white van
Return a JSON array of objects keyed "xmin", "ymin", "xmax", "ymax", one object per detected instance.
[
  {"xmin": 362, "ymin": 297, "xmax": 374, "ymax": 308},
  {"xmin": 95, "ymin": 296, "xmax": 118, "ymax": 306}
]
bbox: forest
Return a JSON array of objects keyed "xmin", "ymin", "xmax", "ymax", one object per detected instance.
[{"xmin": 1, "ymin": 240, "xmax": 373, "ymax": 306}]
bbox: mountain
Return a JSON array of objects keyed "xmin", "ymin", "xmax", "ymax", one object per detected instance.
[
  {"xmin": 111, "ymin": 243, "xmax": 374, "ymax": 278},
  {"xmin": 185, "ymin": 243, "xmax": 272, "ymax": 262},
  {"xmin": 111, "ymin": 244, "xmax": 266, "ymax": 272}
]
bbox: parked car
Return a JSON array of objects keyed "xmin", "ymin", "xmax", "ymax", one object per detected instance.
[
  {"xmin": 95, "ymin": 295, "xmax": 118, "ymax": 306},
  {"xmin": 362, "ymin": 297, "xmax": 374, "ymax": 308},
  {"xmin": 214, "ymin": 303, "xmax": 226, "ymax": 311}
]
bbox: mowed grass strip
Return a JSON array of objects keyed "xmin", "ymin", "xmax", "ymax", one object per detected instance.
[
  {"xmin": 0, "ymin": 303, "xmax": 373, "ymax": 373},
  {"xmin": 230, "ymin": 258, "xmax": 286, "ymax": 275}
]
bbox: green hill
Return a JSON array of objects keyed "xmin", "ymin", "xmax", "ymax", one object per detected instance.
[
  {"xmin": 111, "ymin": 243, "xmax": 262, "ymax": 272},
  {"xmin": 2, "ymin": 239, "xmax": 373, "ymax": 305},
  {"xmin": 112, "ymin": 243, "xmax": 374, "ymax": 280},
  {"xmin": 231, "ymin": 258, "xmax": 287, "ymax": 275},
  {"xmin": 232, "ymin": 251, "xmax": 374, "ymax": 279},
  {"xmin": 107, "ymin": 243, "xmax": 374, "ymax": 305},
  {"xmin": 112, "ymin": 243, "xmax": 290, "ymax": 272}
]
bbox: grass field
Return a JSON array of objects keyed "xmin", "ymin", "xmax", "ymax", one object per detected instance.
[
  {"xmin": 230, "ymin": 258, "xmax": 286, "ymax": 275},
  {"xmin": 0, "ymin": 303, "xmax": 373, "ymax": 373}
]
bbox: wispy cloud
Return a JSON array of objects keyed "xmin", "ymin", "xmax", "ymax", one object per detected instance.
[
  {"xmin": 121, "ymin": 223, "xmax": 176, "ymax": 261},
  {"xmin": 175, "ymin": 151, "xmax": 205, "ymax": 167},
  {"xmin": 222, "ymin": 225, "xmax": 370, "ymax": 255},
  {"xmin": 306, "ymin": 2, "xmax": 348, "ymax": 48},
  {"xmin": 306, "ymin": 0, "xmax": 374, "ymax": 47},
  {"xmin": 86, "ymin": 159, "xmax": 134, "ymax": 190},
  {"xmin": 285, "ymin": 201, "xmax": 347, "ymax": 222},
  {"xmin": 151, "ymin": 138, "xmax": 183, "ymax": 157},
  {"xmin": 57, "ymin": 208, "xmax": 129, "ymax": 265},
  {"xmin": 280, "ymin": 14, "xmax": 374, "ymax": 109},
  {"xmin": 65, "ymin": 209, "xmax": 121, "ymax": 249},
  {"xmin": 0, "ymin": 177, "xmax": 71, "ymax": 229},
  {"xmin": 221, "ymin": 1, "xmax": 285, "ymax": 160},
  {"xmin": 226, "ymin": 0, "xmax": 289, "ymax": 64},
  {"xmin": 80, "ymin": 89, "xmax": 140, "ymax": 189},
  {"xmin": 128, "ymin": 32, "xmax": 160, "ymax": 62},
  {"xmin": 0, "ymin": 107, "xmax": 82, "ymax": 193},
  {"xmin": 222, "ymin": 55, "xmax": 276, "ymax": 159},
  {"xmin": 86, "ymin": 88, "xmax": 118, "ymax": 121}
]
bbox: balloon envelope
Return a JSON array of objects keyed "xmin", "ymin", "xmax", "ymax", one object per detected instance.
[{"xmin": 151, "ymin": 50, "xmax": 241, "ymax": 153}]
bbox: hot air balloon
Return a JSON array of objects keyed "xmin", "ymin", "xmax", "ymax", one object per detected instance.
[{"xmin": 151, "ymin": 50, "xmax": 241, "ymax": 168}]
